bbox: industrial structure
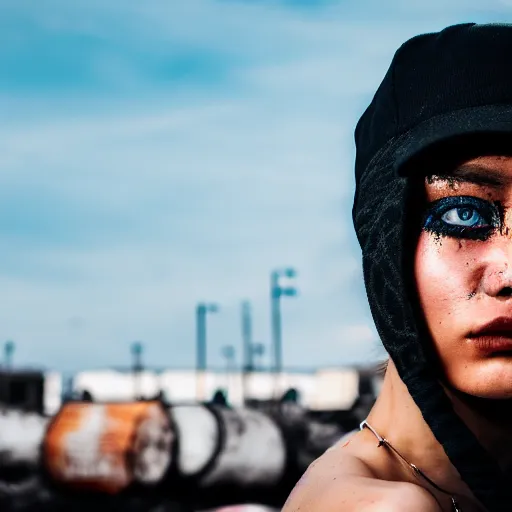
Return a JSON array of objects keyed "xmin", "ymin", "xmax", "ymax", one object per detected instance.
[
  {"xmin": 71, "ymin": 364, "xmax": 383, "ymax": 410},
  {"xmin": 0, "ymin": 369, "xmax": 62, "ymax": 416}
]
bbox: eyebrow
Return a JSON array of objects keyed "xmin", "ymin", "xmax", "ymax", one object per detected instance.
[{"xmin": 428, "ymin": 164, "xmax": 505, "ymax": 187}]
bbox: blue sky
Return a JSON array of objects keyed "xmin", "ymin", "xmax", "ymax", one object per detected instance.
[{"xmin": 2, "ymin": 0, "xmax": 512, "ymax": 373}]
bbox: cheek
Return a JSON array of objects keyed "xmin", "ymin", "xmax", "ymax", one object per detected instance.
[
  {"xmin": 414, "ymin": 231, "xmax": 512, "ymax": 397},
  {"xmin": 414, "ymin": 233, "xmax": 479, "ymax": 336}
]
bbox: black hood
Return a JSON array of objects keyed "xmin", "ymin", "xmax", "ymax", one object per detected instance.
[{"xmin": 353, "ymin": 23, "xmax": 512, "ymax": 510}]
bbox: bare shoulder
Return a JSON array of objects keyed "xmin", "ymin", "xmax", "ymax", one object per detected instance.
[{"xmin": 282, "ymin": 436, "xmax": 442, "ymax": 512}]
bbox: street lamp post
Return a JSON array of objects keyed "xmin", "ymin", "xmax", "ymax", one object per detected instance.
[
  {"xmin": 251, "ymin": 342, "xmax": 265, "ymax": 371},
  {"xmin": 131, "ymin": 341, "xmax": 144, "ymax": 400},
  {"xmin": 241, "ymin": 301, "xmax": 253, "ymax": 405},
  {"xmin": 195, "ymin": 302, "xmax": 219, "ymax": 401},
  {"xmin": 221, "ymin": 344, "xmax": 235, "ymax": 402},
  {"xmin": 241, "ymin": 301, "xmax": 253, "ymax": 372},
  {"xmin": 4, "ymin": 340, "xmax": 14, "ymax": 370},
  {"xmin": 270, "ymin": 268, "xmax": 298, "ymax": 375},
  {"xmin": 0, "ymin": 340, "xmax": 14, "ymax": 410}
]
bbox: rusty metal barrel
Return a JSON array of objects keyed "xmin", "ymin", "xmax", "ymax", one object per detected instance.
[{"xmin": 43, "ymin": 401, "xmax": 173, "ymax": 494}]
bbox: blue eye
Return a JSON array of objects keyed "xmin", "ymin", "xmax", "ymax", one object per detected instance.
[
  {"xmin": 423, "ymin": 196, "xmax": 500, "ymax": 240},
  {"xmin": 440, "ymin": 207, "xmax": 488, "ymax": 228}
]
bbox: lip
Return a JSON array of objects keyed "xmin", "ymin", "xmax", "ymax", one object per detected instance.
[{"xmin": 468, "ymin": 317, "xmax": 512, "ymax": 355}]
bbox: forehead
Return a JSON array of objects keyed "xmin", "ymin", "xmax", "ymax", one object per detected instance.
[
  {"xmin": 428, "ymin": 155, "xmax": 512, "ymax": 187},
  {"xmin": 457, "ymin": 155, "xmax": 512, "ymax": 174}
]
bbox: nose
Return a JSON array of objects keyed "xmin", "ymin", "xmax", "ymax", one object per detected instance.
[{"xmin": 479, "ymin": 238, "xmax": 512, "ymax": 298}]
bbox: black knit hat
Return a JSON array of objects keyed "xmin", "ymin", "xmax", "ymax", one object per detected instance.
[
  {"xmin": 356, "ymin": 23, "xmax": 512, "ymax": 179},
  {"xmin": 353, "ymin": 23, "xmax": 512, "ymax": 510}
]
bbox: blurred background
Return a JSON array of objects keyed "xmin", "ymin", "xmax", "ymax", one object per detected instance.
[{"xmin": 1, "ymin": 1, "xmax": 512, "ymax": 511}]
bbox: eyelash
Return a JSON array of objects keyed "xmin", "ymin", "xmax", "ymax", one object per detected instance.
[{"xmin": 423, "ymin": 196, "xmax": 501, "ymax": 240}]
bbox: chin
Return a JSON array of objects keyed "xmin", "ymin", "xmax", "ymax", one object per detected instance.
[{"xmin": 451, "ymin": 358, "xmax": 512, "ymax": 399}]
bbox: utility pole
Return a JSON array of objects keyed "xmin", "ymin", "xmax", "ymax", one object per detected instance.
[
  {"xmin": 0, "ymin": 340, "xmax": 14, "ymax": 409},
  {"xmin": 195, "ymin": 302, "xmax": 219, "ymax": 401},
  {"xmin": 131, "ymin": 341, "xmax": 143, "ymax": 400},
  {"xmin": 4, "ymin": 340, "xmax": 14, "ymax": 369},
  {"xmin": 241, "ymin": 301, "xmax": 253, "ymax": 404},
  {"xmin": 270, "ymin": 268, "xmax": 298, "ymax": 398},
  {"xmin": 270, "ymin": 269, "xmax": 298, "ymax": 373},
  {"xmin": 221, "ymin": 344, "xmax": 235, "ymax": 403}
]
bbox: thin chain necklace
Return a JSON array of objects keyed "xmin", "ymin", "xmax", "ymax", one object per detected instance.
[{"xmin": 360, "ymin": 420, "xmax": 462, "ymax": 512}]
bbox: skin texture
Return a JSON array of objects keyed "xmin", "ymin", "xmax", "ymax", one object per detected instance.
[
  {"xmin": 416, "ymin": 156, "xmax": 512, "ymax": 399},
  {"xmin": 283, "ymin": 156, "xmax": 512, "ymax": 512}
]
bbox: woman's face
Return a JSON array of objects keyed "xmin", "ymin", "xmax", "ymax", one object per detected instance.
[{"xmin": 415, "ymin": 155, "xmax": 512, "ymax": 399}]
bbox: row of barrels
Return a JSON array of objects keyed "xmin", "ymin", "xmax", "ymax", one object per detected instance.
[{"xmin": 0, "ymin": 399, "xmax": 357, "ymax": 511}]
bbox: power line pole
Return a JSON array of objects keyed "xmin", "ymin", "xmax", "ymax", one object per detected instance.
[
  {"xmin": 195, "ymin": 302, "xmax": 219, "ymax": 401},
  {"xmin": 270, "ymin": 269, "xmax": 298, "ymax": 373},
  {"xmin": 131, "ymin": 341, "xmax": 143, "ymax": 400},
  {"xmin": 270, "ymin": 268, "xmax": 298, "ymax": 398},
  {"xmin": 241, "ymin": 301, "xmax": 253, "ymax": 404},
  {"xmin": 4, "ymin": 340, "xmax": 14, "ymax": 370}
]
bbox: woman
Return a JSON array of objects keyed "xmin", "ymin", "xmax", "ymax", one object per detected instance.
[{"xmin": 283, "ymin": 23, "xmax": 512, "ymax": 511}]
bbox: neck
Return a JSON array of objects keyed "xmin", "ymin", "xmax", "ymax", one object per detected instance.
[
  {"xmin": 366, "ymin": 360, "xmax": 478, "ymax": 503},
  {"xmin": 367, "ymin": 360, "xmax": 455, "ymax": 474}
]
